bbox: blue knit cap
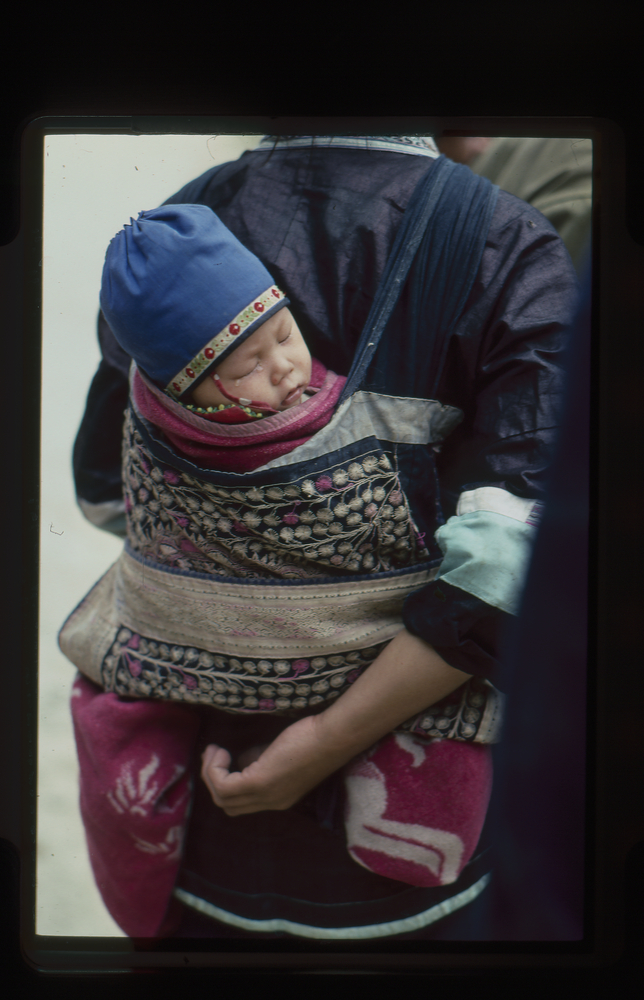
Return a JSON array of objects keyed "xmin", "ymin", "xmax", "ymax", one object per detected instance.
[{"xmin": 99, "ymin": 205, "xmax": 289, "ymax": 400}]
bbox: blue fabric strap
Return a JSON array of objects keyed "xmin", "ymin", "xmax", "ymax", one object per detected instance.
[{"xmin": 340, "ymin": 156, "xmax": 499, "ymax": 403}]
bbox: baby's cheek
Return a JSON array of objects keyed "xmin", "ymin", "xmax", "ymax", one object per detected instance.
[{"xmin": 191, "ymin": 378, "xmax": 228, "ymax": 408}]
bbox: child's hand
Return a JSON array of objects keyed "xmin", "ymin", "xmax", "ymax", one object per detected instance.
[{"xmin": 200, "ymin": 714, "xmax": 348, "ymax": 816}]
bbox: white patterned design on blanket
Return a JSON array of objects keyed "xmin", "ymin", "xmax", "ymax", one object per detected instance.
[
  {"xmin": 107, "ymin": 754, "xmax": 188, "ymax": 818},
  {"xmin": 344, "ymin": 732, "xmax": 493, "ymax": 888},
  {"xmin": 345, "ymin": 759, "xmax": 464, "ymax": 885},
  {"xmin": 130, "ymin": 825, "xmax": 184, "ymax": 860}
]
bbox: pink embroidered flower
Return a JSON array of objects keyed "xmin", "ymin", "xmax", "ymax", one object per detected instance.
[
  {"xmin": 180, "ymin": 539, "xmax": 201, "ymax": 553},
  {"xmin": 232, "ymin": 521, "xmax": 250, "ymax": 534},
  {"xmin": 124, "ymin": 495, "xmax": 132, "ymax": 513},
  {"xmin": 389, "ymin": 490, "xmax": 403, "ymax": 506},
  {"xmin": 330, "ymin": 555, "xmax": 344, "ymax": 565},
  {"xmin": 180, "ymin": 673, "xmax": 198, "ymax": 689},
  {"xmin": 346, "ymin": 669, "xmax": 361, "ymax": 684},
  {"xmin": 282, "ymin": 513, "xmax": 299, "ymax": 525},
  {"xmin": 163, "ymin": 469, "xmax": 180, "ymax": 484},
  {"xmin": 173, "ymin": 515, "xmax": 189, "ymax": 528},
  {"xmin": 315, "ymin": 476, "xmax": 333, "ymax": 491},
  {"xmin": 123, "ymin": 653, "xmax": 142, "ymax": 677},
  {"xmin": 364, "ymin": 503, "xmax": 378, "ymax": 519},
  {"xmin": 126, "ymin": 634, "xmax": 140, "ymax": 649},
  {"xmin": 291, "ymin": 660, "xmax": 309, "ymax": 678},
  {"xmin": 259, "ymin": 699, "xmax": 276, "ymax": 710}
]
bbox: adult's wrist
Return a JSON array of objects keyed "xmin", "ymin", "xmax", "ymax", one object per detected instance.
[{"xmin": 311, "ymin": 630, "xmax": 472, "ymax": 763}]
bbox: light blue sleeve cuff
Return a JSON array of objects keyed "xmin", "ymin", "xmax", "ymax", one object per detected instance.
[{"xmin": 434, "ymin": 488, "xmax": 543, "ymax": 616}]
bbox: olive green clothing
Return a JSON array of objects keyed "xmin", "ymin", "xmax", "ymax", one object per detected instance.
[{"xmin": 470, "ymin": 137, "xmax": 592, "ymax": 273}]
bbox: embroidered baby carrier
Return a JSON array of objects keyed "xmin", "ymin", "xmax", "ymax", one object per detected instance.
[{"xmin": 60, "ymin": 157, "xmax": 502, "ymax": 742}]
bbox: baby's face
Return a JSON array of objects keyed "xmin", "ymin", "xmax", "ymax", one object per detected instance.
[{"xmin": 190, "ymin": 308, "xmax": 312, "ymax": 412}]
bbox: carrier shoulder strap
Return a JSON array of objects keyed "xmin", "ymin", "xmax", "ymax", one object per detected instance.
[{"xmin": 339, "ymin": 155, "xmax": 499, "ymax": 403}]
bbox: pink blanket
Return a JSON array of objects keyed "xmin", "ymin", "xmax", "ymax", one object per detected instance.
[
  {"xmin": 71, "ymin": 674, "xmax": 199, "ymax": 937},
  {"xmin": 71, "ymin": 673, "xmax": 492, "ymax": 937},
  {"xmin": 344, "ymin": 732, "xmax": 492, "ymax": 888}
]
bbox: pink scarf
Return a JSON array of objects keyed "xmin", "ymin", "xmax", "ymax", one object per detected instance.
[{"xmin": 131, "ymin": 359, "xmax": 346, "ymax": 473}]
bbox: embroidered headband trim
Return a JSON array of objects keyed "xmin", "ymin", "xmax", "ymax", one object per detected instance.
[{"xmin": 166, "ymin": 285, "xmax": 287, "ymax": 399}]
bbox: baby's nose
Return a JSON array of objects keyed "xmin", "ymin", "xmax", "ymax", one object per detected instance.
[{"xmin": 271, "ymin": 358, "xmax": 294, "ymax": 383}]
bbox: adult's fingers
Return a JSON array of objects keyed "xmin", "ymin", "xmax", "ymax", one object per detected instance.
[
  {"xmin": 201, "ymin": 756, "xmax": 277, "ymax": 814},
  {"xmin": 201, "ymin": 744, "xmax": 236, "ymax": 805},
  {"xmin": 201, "ymin": 743, "xmax": 231, "ymax": 771}
]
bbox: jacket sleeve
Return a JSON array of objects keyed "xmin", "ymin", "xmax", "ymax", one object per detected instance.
[
  {"xmin": 72, "ymin": 311, "xmax": 131, "ymax": 535},
  {"xmin": 470, "ymin": 136, "xmax": 592, "ymax": 275},
  {"xmin": 403, "ymin": 193, "xmax": 579, "ymax": 685}
]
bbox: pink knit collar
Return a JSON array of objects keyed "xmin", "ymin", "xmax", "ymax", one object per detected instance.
[{"xmin": 131, "ymin": 360, "xmax": 347, "ymax": 472}]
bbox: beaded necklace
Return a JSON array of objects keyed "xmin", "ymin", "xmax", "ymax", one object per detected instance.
[{"xmin": 183, "ymin": 401, "xmax": 266, "ymax": 420}]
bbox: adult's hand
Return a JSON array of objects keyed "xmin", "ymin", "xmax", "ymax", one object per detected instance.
[
  {"xmin": 201, "ymin": 629, "xmax": 472, "ymax": 816},
  {"xmin": 200, "ymin": 712, "xmax": 344, "ymax": 816}
]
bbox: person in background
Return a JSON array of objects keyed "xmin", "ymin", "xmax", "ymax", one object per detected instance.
[{"xmin": 437, "ymin": 136, "xmax": 592, "ymax": 274}]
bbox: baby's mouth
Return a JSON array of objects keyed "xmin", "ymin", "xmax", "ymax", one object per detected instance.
[{"xmin": 282, "ymin": 385, "xmax": 304, "ymax": 406}]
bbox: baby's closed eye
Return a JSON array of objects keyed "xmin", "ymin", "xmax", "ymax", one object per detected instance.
[{"xmin": 237, "ymin": 362, "xmax": 263, "ymax": 381}]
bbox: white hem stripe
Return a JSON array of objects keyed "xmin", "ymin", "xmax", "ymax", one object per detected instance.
[{"xmin": 173, "ymin": 872, "xmax": 490, "ymax": 940}]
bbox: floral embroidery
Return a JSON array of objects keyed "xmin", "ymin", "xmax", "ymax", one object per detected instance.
[
  {"xmin": 122, "ymin": 410, "xmax": 430, "ymax": 581},
  {"xmin": 102, "ymin": 626, "xmax": 386, "ymax": 714},
  {"xmin": 397, "ymin": 675, "xmax": 501, "ymax": 743},
  {"xmin": 108, "ymin": 411, "xmax": 504, "ymax": 741},
  {"xmin": 100, "ymin": 625, "xmax": 501, "ymax": 741}
]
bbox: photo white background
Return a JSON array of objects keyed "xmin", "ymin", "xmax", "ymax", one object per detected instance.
[{"xmin": 39, "ymin": 133, "xmax": 261, "ymax": 935}]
